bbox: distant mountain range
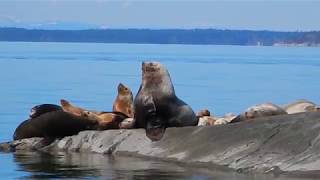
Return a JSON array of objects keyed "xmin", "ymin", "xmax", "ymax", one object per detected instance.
[
  {"xmin": 0, "ymin": 20, "xmax": 101, "ymax": 30},
  {"xmin": 0, "ymin": 27, "xmax": 319, "ymax": 46}
]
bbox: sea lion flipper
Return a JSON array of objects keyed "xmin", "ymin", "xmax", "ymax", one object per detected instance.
[{"xmin": 143, "ymin": 95, "xmax": 156, "ymax": 114}]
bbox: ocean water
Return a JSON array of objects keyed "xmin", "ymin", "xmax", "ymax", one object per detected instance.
[{"xmin": 0, "ymin": 42, "xmax": 319, "ymax": 179}]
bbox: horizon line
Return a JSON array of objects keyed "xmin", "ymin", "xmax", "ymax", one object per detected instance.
[{"xmin": 1, "ymin": 26, "xmax": 320, "ymax": 33}]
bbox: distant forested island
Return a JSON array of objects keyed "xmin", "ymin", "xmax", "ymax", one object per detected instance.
[{"xmin": 0, "ymin": 27, "xmax": 319, "ymax": 46}]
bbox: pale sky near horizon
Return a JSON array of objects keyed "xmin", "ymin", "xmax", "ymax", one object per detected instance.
[{"xmin": 0, "ymin": 0, "xmax": 319, "ymax": 31}]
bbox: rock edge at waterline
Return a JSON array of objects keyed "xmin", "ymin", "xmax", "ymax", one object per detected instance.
[{"xmin": 2, "ymin": 112, "xmax": 320, "ymax": 175}]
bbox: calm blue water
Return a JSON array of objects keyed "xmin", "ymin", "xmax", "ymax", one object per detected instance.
[{"xmin": 0, "ymin": 42, "xmax": 319, "ymax": 179}]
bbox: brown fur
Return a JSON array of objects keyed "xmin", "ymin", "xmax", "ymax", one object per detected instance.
[
  {"xmin": 81, "ymin": 111, "xmax": 128, "ymax": 130},
  {"xmin": 112, "ymin": 83, "xmax": 134, "ymax": 118},
  {"xmin": 60, "ymin": 99, "xmax": 87, "ymax": 116}
]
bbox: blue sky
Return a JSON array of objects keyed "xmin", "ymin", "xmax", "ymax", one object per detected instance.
[{"xmin": 0, "ymin": 0, "xmax": 319, "ymax": 31}]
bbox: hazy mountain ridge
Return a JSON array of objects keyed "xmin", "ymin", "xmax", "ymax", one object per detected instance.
[{"xmin": 0, "ymin": 27, "xmax": 319, "ymax": 46}]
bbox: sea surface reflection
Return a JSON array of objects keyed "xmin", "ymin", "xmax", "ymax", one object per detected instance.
[{"xmin": 6, "ymin": 152, "xmax": 317, "ymax": 180}]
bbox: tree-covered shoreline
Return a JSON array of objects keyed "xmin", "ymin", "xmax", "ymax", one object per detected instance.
[{"xmin": 0, "ymin": 27, "xmax": 319, "ymax": 46}]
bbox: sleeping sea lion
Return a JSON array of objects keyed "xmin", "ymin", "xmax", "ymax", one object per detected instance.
[
  {"xmin": 29, "ymin": 104, "xmax": 62, "ymax": 118},
  {"xmin": 196, "ymin": 109, "xmax": 211, "ymax": 117},
  {"xmin": 13, "ymin": 111, "xmax": 97, "ymax": 140},
  {"xmin": 134, "ymin": 61, "xmax": 198, "ymax": 141},
  {"xmin": 81, "ymin": 111, "xmax": 128, "ymax": 130},
  {"xmin": 214, "ymin": 113, "xmax": 237, "ymax": 125},
  {"xmin": 231, "ymin": 103, "xmax": 287, "ymax": 123},
  {"xmin": 197, "ymin": 116, "xmax": 216, "ymax": 126},
  {"xmin": 282, "ymin": 99, "xmax": 320, "ymax": 114},
  {"xmin": 112, "ymin": 83, "xmax": 134, "ymax": 118}
]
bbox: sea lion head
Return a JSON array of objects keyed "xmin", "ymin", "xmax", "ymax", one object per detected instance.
[
  {"xmin": 60, "ymin": 99, "xmax": 70, "ymax": 107},
  {"xmin": 117, "ymin": 83, "xmax": 132, "ymax": 96},
  {"xmin": 196, "ymin": 109, "xmax": 211, "ymax": 117},
  {"xmin": 141, "ymin": 61, "xmax": 174, "ymax": 95},
  {"xmin": 81, "ymin": 110, "xmax": 96, "ymax": 120},
  {"xmin": 304, "ymin": 105, "xmax": 320, "ymax": 112}
]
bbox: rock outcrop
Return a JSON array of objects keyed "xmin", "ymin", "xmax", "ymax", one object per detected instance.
[{"xmin": 2, "ymin": 112, "xmax": 320, "ymax": 175}]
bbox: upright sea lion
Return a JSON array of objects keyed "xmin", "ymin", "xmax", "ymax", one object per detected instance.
[
  {"xmin": 134, "ymin": 61, "xmax": 198, "ymax": 141},
  {"xmin": 13, "ymin": 111, "xmax": 97, "ymax": 140},
  {"xmin": 60, "ymin": 99, "xmax": 88, "ymax": 116},
  {"xmin": 29, "ymin": 104, "xmax": 62, "ymax": 118},
  {"xmin": 231, "ymin": 103, "xmax": 287, "ymax": 123},
  {"xmin": 282, "ymin": 99, "xmax": 320, "ymax": 114},
  {"xmin": 81, "ymin": 111, "xmax": 128, "ymax": 130},
  {"xmin": 112, "ymin": 83, "xmax": 134, "ymax": 118}
]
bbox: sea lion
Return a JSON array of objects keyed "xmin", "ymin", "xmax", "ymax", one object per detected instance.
[
  {"xmin": 231, "ymin": 103, "xmax": 287, "ymax": 123},
  {"xmin": 197, "ymin": 112, "xmax": 235, "ymax": 126},
  {"xmin": 60, "ymin": 99, "xmax": 88, "ymax": 116},
  {"xmin": 119, "ymin": 118, "xmax": 136, "ymax": 129},
  {"xmin": 282, "ymin": 99, "xmax": 320, "ymax": 114},
  {"xmin": 134, "ymin": 61, "xmax": 198, "ymax": 141},
  {"xmin": 13, "ymin": 111, "xmax": 97, "ymax": 140},
  {"xmin": 214, "ymin": 113, "xmax": 237, "ymax": 125},
  {"xmin": 196, "ymin": 109, "xmax": 214, "ymax": 126},
  {"xmin": 29, "ymin": 104, "xmax": 62, "ymax": 118},
  {"xmin": 81, "ymin": 111, "xmax": 128, "ymax": 130},
  {"xmin": 112, "ymin": 83, "xmax": 134, "ymax": 118},
  {"xmin": 197, "ymin": 116, "xmax": 215, "ymax": 126},
  {"xmin": 196, "ymin": 109, "xmax": 211, "ymax": 117}
]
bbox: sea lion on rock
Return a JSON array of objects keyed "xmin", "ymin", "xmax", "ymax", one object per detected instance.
[
  {"xmin": 29, "ymin": 104, "xmax": 62, "ymax": 118},
  {"xmin": 81, "ymin": 111, "xmax": 128, "ymax": 130},
  {"xmin": 112, "ymin": 83, "xmax": 134, "ymax": 118},
  {"xmin": 13, "ymin": 111, "xmax": 97, "ymax": 140},
  {"xmin": 214, "ymin": 113, "xmax": 237, "ymax": 125},
  {"xmin": 282, "ymin": 99, "xmax": 320, "ymax": 114},
  {"xmin": 197, "ymin": 116, "xmax": 215, "ymax": 126},
  {"xmin": 134, "ymin": 61, "xmax": 198, "ymax": 141},
  {"xmin": 231, "ymin": 103, "xmax": 287, "ymax": 123},
  {"xmin": 196, "ymin": 109, "xmax": 211, "ymax": 117},
  {"xmin": 197, "ymin": 112, "xmax": 236, "ymax": 126},
  {"xmin": 60, "ymin": 99, "xmax": 88, "ymax": 116},
  {"xmin": 119, "ymin": 118, "xmax": 136, "ymax": 129},
  {"xmin": 196, "ymin": 109, "xmax": 214, "ymax": 126}
]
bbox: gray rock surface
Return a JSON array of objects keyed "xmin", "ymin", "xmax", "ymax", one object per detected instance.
[{"xmin": 2, "ymin": 112, "xmax": 320, "ymax": 174}]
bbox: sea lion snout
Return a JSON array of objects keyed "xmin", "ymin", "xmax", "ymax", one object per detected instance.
[
  {"xmin": 118, "ymin": 83, "xmax": 126, "ymax": 91},
  {"xmin": 60, "ymin": 99, "xmax": 69, "ymax": 106}
]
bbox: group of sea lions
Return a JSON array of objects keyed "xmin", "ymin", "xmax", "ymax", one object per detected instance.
[
  {"xmin": 13, "ymin": 61, "xmax": 320, "ymax": 142},
  {"xmin": 197, "ymin": 100, "xmax": 320, "ymax": 126},
  {"xmin": 13, "ymin": 61, "xmax": 198, "ymax": 141},
  {"xmin": 13, "ymin": 82, "xmax": 134, "ymax": 141}
]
